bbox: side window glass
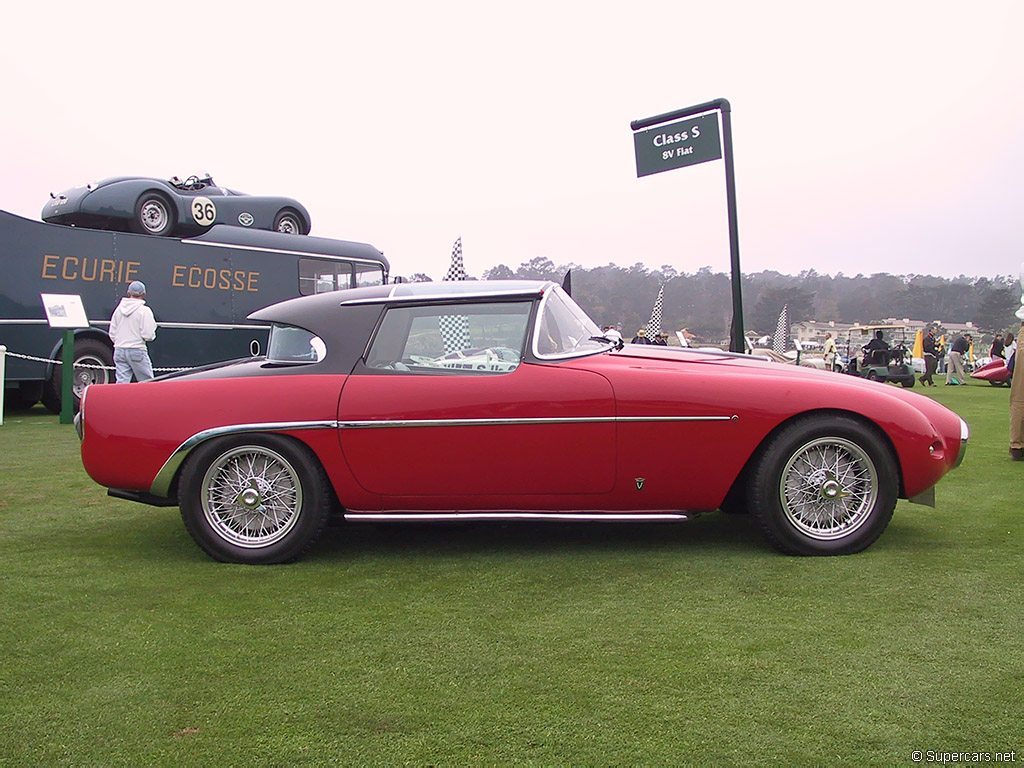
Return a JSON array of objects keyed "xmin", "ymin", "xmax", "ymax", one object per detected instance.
[
  {"xmin": 355, "ymin": 264, "xmax": 385, "ymax": 288},
  {"xmin": 299, "ymin": 259, "xmax": 355, "ymax": 295},
  {"xmin": 366, "ymin": 302, "xmax": 531, "ymax": 374}
]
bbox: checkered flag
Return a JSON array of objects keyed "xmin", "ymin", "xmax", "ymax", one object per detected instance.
[
  {"xmin": 440, "ymin": 237, "xmax": 471, "ymax": 353},
  {"xmin": 647, "ymin": 286, "xmax": 664, "ymax": 337},
  {"xmin": 772, "ymin": 304, "xmax": 790, "ymax": 354}
]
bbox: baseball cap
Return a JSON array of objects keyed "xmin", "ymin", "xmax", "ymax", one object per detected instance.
[{"xmin": 128, "ymin": 280, "xmax": 146, "ymax": 295}]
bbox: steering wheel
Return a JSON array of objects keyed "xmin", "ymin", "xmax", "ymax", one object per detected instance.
[{"xmin": 184, "ymin": 175, "xmax": 202, "ymax": 190}]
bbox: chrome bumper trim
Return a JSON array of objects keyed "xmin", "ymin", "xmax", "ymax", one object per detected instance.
[{"xmin": 955, "ymin": 417, "xmax": 969, "ymax": 468}]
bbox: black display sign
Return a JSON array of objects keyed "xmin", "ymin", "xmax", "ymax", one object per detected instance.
[{"xmin": 632, "ymin": 113, "xmax": 722, "ymax": 178}]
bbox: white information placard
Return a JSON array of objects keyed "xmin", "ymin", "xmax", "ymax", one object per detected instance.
[{"xmin": 40, "ymin": 293, "xmax": 89, "ymax": 329}]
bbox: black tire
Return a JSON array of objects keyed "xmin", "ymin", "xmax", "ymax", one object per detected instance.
[
  {"xmin": 179, "ymin": 434, "xmax": 331, "ymax": 564},
  {"xmin": 4, "ymin": 383, "xmax": 40, "ymax": 411},
  {"xmin": 901, "ymin": 377, "xmax": 915, "ymax": 388},
  {"xmin": 41, "ymin": 338, "xmax": 114, "ymax": 414},
  {"xmin": 866, "ymin": 370, "xmax": 879, "ymax": 381},
  {"xmin": 273, "ymin": 209, "xmax": 306, "ymax": 235},
  {"xmin": 131, "ymin": 191, "xmax": 175, "ymax": 236},
  {"xmin": 747, "ymin": 414, "xmax": 898, "ymax": 556}
]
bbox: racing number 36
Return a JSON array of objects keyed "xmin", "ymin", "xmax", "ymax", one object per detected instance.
[{"xmin": 191, "ymin": 196, "xmax": 217, "ymax": 226}]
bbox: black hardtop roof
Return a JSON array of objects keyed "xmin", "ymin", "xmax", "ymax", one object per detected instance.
[
  {"xmin": 249, "ymin": 279, "xmax": 554, "ymax": 325},
  {"xmin": 191, "ymin": 225, "xmax": 388, "ymax": 268}
]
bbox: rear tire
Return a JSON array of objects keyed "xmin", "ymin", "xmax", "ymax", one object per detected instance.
[
  {"xmin": 42, "ymin": 338, "xmax": 113, "ymax": 414},
  {"xmin": 273, "ymin": 209, "xmax": 306, "ymax": 235},
  {"xmin": 748, "ymin": 415, "xmax": 898, "ymax": 555},
  {"xmin": 179, "ymin": 434, "xmax": 330, "ymax": 564}
]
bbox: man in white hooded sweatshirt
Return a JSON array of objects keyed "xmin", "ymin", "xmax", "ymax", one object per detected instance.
[{"xmin": 109, "ymin": 280, "xmax": 157, "ymax": 383}]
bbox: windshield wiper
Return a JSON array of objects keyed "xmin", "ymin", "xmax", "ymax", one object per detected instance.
[{"xmin": 589, "ymin": 335, "xmax": 623, "ymax": 351}]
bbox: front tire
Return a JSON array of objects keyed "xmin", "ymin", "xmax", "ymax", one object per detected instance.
[
  {"xmin": 748, "ymin": 415, "xmax": 898, "ymax": 555},
  {"xmin": 179, "ymin": 435, "xmax": 331, "ymax": 564},
  {"xmin": 132, "ymin": 192, "xmax": 175, "ymax": 236}
]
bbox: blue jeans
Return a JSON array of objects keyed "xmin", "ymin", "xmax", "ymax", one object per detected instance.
[{"xmin": 113, "ymin": 347, "xmax": 154, "ymax": 383}]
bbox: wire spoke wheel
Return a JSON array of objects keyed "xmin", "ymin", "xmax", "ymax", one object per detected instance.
[
  {"xmin": 779, "ymin": 437, "xmax": 878, "ymax": 541},
  {"xmin": 200, "ymin": 445, "xmax": 303, "ymax": 548},
  {"xmin": 749, "ymin": 415, "xmax": 897, "ymax": 555}
]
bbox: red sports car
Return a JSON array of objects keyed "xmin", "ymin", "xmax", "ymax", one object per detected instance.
[{"xmin": 77, "ymin": 281, "xmax": 968, "ymax": 563}]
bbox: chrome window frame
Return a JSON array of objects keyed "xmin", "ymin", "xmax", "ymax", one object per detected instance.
[{"xmin": 531, "ymin": 285, "xmax": 612, "ymax": 361}]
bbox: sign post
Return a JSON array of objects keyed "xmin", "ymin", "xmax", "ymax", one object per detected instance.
[
  {"xmin": 40, "ymin": 294, "xmax": 90, "ymax": 425},
  {"xmin": 631, "ymin": 99, "xmax": 745, "ymax": 353},
  {"xmin": 0, "ymin": 345, "xmax": 6, "ymax": 426}
]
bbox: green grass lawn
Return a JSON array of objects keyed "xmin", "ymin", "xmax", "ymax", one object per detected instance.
[{"xmin": 1, "ymin": 384, "xmax": 1022, "ymax": 766}]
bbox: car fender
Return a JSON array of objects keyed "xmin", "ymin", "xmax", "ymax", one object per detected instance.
[
  {"xmin": 77, "ymin": 179, "xmax": 180, "ymax": 223},
  {"xmin": 79, "ymin": 374, "xmax": 376, "ymax": 509}
]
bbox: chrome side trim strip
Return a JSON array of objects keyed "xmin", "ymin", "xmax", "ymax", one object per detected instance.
[
  {"xmin": 149, "ymin": 413, "xmax": 736, "ymax": 497},
  {"xmin": 0, "ymin": 319, "xmax": 266, "ymax": 331},
  {"xmin": 338, "ymin": 415, "xmax": 736, "ymax": 429},
  {"xmin": 149, "ymin": 420, "xmax": 338, "ymax": 497},
  {"xmin": 339, "ymin": 288, "xmax": 545, "ymax": 306},
  {"xmin": 154, "ymin": 322, "xmax": 268, "ymax": 331},
  {"xmin": 182, "ymin": 238, "xmax": 387, "ymax": 267},
  {"xmin": 344, "ymin": 512, "xmax": 690, "ymax": 522}
]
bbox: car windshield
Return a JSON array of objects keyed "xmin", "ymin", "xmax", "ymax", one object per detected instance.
[
  {"xmin": 533, "ymin": 286, "xmax": 611, "ymax": 359},
  {"xmin": 267, "ymin": 324, "xmax": 326, "ymax": 363}
]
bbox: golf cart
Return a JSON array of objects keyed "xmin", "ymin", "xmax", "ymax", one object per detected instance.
[{"xmin": 843, "ymin": 325, "xmax": 915, "ymax": 387}]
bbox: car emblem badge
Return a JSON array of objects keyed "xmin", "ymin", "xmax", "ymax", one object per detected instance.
[
  {"xmin": 238, "ymin": 212, "xmax": 254, "ymax": 227},
  {"xmin": 635, "ymin": 477, "xmax": 645, "ymax": 491}
]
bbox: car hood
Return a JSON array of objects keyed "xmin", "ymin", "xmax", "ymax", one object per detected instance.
[{"xmin": 608, "ymin": 343, "xmax": 953, "ymax": 409}]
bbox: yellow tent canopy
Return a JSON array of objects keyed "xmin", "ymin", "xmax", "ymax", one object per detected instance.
[{"xmin": 912, "ymin": 329, "xmax": 924, "ymax": 359}]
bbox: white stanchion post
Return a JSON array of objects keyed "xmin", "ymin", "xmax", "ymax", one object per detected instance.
[{"xmin": 0, "ymin": 345, "xmax": 6, "ymax": 426}]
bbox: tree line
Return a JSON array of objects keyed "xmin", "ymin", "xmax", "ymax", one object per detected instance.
[{"xmin": 405, "ymin": 258, "xmax": 1021, "ymax": 343}]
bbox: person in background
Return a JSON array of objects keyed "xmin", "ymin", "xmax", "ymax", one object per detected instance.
[
  {"xmin": 823, "ymin": 332, "xmax": 838, "ymax": 372},
  {"xmin": 862, "ymin": 329, "xmax": 889, "ymax": 366},
  {"xmin": 920, "ymin": 327, "xmax": 938, "ymax": 386},
  {"xmin": 602, "ymin": 325, "xmax": 623, "ymax": 345},
  {"xmin": 946, "ymin": 333, "xmax": 970, "ymax": 385},
  {"xmin": 109, "ymin": 280, "xmax": 157, "ymax": 384},
  {"xmin": 990, "ymin": 334, "xmax": 1006, "ymax": 360},
  {"xmin": 631, "ymin": 328, "xmax": 651, "ymax": 344},
  {"xmin": 1004, "ymin": 330, "xmax": 1016, "ymax": 364},
  {"xmin": 654, "ymin": 332, "xmax": 669, "ymax": 346}
]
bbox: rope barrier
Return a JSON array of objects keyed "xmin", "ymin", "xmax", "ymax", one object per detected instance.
[{"xmin": 3, "ymin": 350, "xmax": 195, "ymax": 373}]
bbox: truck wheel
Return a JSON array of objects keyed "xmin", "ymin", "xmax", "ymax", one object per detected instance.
[
  {"xmin": 748, "ymin": 415, "xmax": 898, "ymax": 556},
  {"xmin": 132, "ymin": 192, "xmax": 175, "ymax": 236},
  {"xmin": 273, "ymin": 209, "xmax": 306, "ymax": 235},
  {"xmin": 42, "ymin": 338, "xmax": 113, "ymax": 413},
  {"xmin": 179, "ymin": 434, "xmax": 331, "ymax": 564}
]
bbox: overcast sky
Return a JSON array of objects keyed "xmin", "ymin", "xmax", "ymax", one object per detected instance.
[{"xmin": 2, "ymin": 1, "xmax": 1021, "ymax": 282}]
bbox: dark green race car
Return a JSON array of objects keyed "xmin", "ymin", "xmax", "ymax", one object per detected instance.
[{"xmin": 42, "ymin": 174, "xmax": 311, "ymax": 237}]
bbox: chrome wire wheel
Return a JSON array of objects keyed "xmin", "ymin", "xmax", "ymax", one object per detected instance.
[
  {"xmin": 139, "ymin": 198, "xmax": 169, "ymax": 233},
  {"xmin": 778, "ymin": 437, "xmax": 878, "ymax": 541},
  {"xmin": 200, "ymin": 445, "xmax": 303, "ymax": 549}
]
